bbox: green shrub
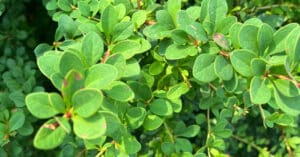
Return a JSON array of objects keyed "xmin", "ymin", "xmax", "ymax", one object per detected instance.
[
  {"xmin": 0, "ymin": 0, "xmax": 52, "ymax": 156},
  {"xmin": 14, "ymin": 0, "xmax": 300, "ymax": 156}
]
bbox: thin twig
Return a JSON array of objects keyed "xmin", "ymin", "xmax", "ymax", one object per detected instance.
[
  {"xmin": 88, "ymin": 16, "xmax": 100, "ymax": 22},
  {"xmin": 101, "ymin": 49, "xmax": 110, "ymax": 63},
  {"xmin": 206, "ymin": 109, "xmax": 211, "ymax": 157},
  {"xmin": 219, "ymin": 50, "xmax": 230, "ymax": 58},
  {"xmin": 145, "ymin": 20, "xmax": 156, "ymax": 25},
  {"xmin": 272, "ymin": 74, "xmax": 300, "ymax": 88},
  {"xmin": 256, "ymin": 3, "xmax": 297, "ymax": 11},
  {"xmin": 208, "ymin": 83, "xmax": 217, "ymax": 91},
  {"xmin": 179, "ymin": 68, "xmax": 192, "ymax": 88},
  {"xmin": 76, "ymin": 149, "xmax": 86, "ymax": 157},
  {"xmin": 96, "ymin": 147, "xmax": 107, "ymax": 157},
  {"xmin": 137, "ymin": 0, "xmax": 141, "ymax": 9},
  {"xmin": 258, "ymin": 104, "xmax": 266, "ymax": 128},
  {"xmin": 231, "ymin": 135, "xmax": 262, "ymax": 152},
  {"xmin": 163, "ymin": 121, "xmax": 175, "ymax": 143},
  {"xmin": 281, "ymin": 128, "xmax": 294, "ymax": 157}
]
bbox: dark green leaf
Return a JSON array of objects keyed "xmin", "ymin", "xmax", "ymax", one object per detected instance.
[
  {"xmin": 167, "ymin": 82, "xmax": 189, "ymax": 99},
  {"xmin": 257, "ymin": 24, "xmax": 273, "ymax": 54},
  {"xmin": 49, "ymin": 93, "xmax": 66, "ymax": 113},
  {"xmin": 167, "ymin": 0, "xmax": 181, "ymax": 26},
  {"xmin": 193, "ymin": 54, "xmax": 217, "ymax": 82},
  {"xmin": 85, "ymin": 64, "xmax": 118, "ymax": 89},
  {"xmin": 78, "ymin": 1, "xmax": 90, "ymax": 17},
  {"xmin": 216, "ymin": 16, "xmax": 237, "ymax": 34},
  {"xmin": 99, "ymin": 111, "xmax": 121, "ymax": 136},
  {"xmin": 59, "ymin": 52, "xmax": 84, "ymax": 77},
  {"xmin": 72, "ymin": 89, "xmax": 103, "ymax": 118},
  {"xmin": 105, "ymin": 54, "xmax": 126, "ymax": 78},
  {"xmin": 58, "ymin": 14, "xmax": 77, "ymax": 38},
  {"xmin": 62, "ymin": 70, "xmax": 84, "ymax": 106},
  {"xmin": 165, "ymin": 44, "xmax": 198, "ymax": 60},
  {"xmin": 101, "ymin": 5, "xmax": 119, "ymax": 39},
  {"xmin": 121, "ymin": 135, "xmax": 141, "ymax": 154},
  {"xmin": 161, "ymin": 142, "xmax": 175, "ymax": 155},
  {"xmin": 37, "ymin": 51, "xmax": 61, "ymax": 79},
  {"xmin": 112, "ymin": 21, "xmax": 134, "ymax": 42},
  {"xmin": 274, "ymin": 79, "xmax": 299, "ymax": 97},
  {"xmin": 73, "ymin": 113, "xmax": 106, "ymax": 139},
  {"xmin": 9, "ymin": 91, "xmax": 25, "ymax": 107},
  {"xmin": 123, "ymin": 58, "xmax": 141, "ymax": 78},
  {"xmin": 150, "ymin": 99, "xmax": 173, "ymax": 116},
  {"xmin": 285, "ymin": 26, "xmax": 300, "ymax": 63},
  {"xmin": 132, "ymin": 10, "xmax": 147, "ymax": 29},
  {"xmin": 128, "ymin": 81, "xmax": 152, "ymax": 101},
  {"xmin": 230, "ymin": 49, "xmax": 256, "ymax": 77},
  {"xmin": 126, "ymin": 107, "xmax": 146, "ymax": 129},
  {"xmin": 238, "ymin": 24, "xmax": 259, "ymax": 52},
  {"xmin": 34, "ymin": 118, "xmax": 70, "ymax": 149},
  {"xmin": 214, "ymin": 55, "xmax": 233, "ymax": 81},
  {"xmin": 25, "ymin": 92, "xmax": 60, "ymax": 119},
  {"xmin": 149, "ymin": 61, "xmax": 165, "ymax": 75},
  {"xmin": 143, "ymin": 114, "xmax": 163, "ymax": 131},
  {"xmin": 110, "ymin": 40, "xmax": 140, "ymax": 59},
  {"xmin": 186, "ymin": 6, "xmax": 201, "ymax": 21},
  {"xmin": 171, "ymin": 29, "xmax": 190, "ymax": 45},
  {"xmin": 104, "ymin": 81, "xmax": 134, "ymax": 102},
  {"xmin": 82, "ymin": 32, "xmax": 104, "ymax": 67},
  {"xmin": 229, "ymin": 22, "xmax": 242, "ymax": 49},
  {"xmin": 270, "ymin": 23, "xmax": 298, "ymax": 54},
  {"xmin": 185, "ymin": 22, "xmax": 208, "ymax": 42},
  {"xmin": 143, "ymin": 24, "xmax": 172, "ymax": 39},
  {"xmin": 251, "ymin": 58, "xmax": 266, "ymax": 76},
  {"xmin": 57, "ymin": 0, "xmax": 72, "ymax": 12},
  {"xmin": 250, "ymin": 77, "xmax": 271, "ymax": 104},
  {"xmin": 9, "ymin": 110, "xmax": 25, "ymax": 132},
  {"xmin": 177, "ymin": 125, "xmax": 200, "ymax": 138},
  {"xmin": 175, "ymin": 138, "xmax": 192, "ymax": 152},
  {"xmin": 273, "ymin": 88, "xmax": 300, "ymax": 116}
]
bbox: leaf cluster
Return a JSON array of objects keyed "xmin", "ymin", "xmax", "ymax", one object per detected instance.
[{"xmin": 21, "ymin": 0, "xmax": 300, "ymax": 156}]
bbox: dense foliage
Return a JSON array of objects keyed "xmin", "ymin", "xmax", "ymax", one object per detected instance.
[
  {"xmin": 1, "ymin": 0, "xmax": 300, "ymax": 156},
  {"xmin": 0, "ymin": 0, "xmax": 55, "ymax": 156}
]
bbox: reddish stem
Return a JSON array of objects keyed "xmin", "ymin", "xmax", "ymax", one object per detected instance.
[
  {"xmin": 137, "ymin": 0, "xmax": 141, "ymax": 9},
  {"xmin": 145, "ymin": 20, "xmax": 156, "ymax": 25},
  {"xmin": 101, "ymin": 49, "xmax": 110, "ymax": 64},
  {"xmin": 42, "ymin": 122, "xmax": 59, "ymax": 130},
  {"xmin": 273, "ymin": 74, "xmax": 300, "ymax": 88},
  {"xmin": 219, "ymin": 50, "xmax": 230, "ymax": 58}
]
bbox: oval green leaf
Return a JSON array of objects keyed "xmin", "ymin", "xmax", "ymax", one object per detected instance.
[
  {"xmin": 34, "ymin": 118, "xmax": 70, "ymax": 149},
  {"xmin": 85, "ymin": 64, "xmax": 118, "ymax": 89},
  {"xmin": 143, "ymin": 114, "xmax": 163, "ymax": 131},
  {"xmin": 82, "ymin": 32, "xmax": 104, "ymax": 66},
  {"xmin": 230, "ymin": 49, "xmax": 256, "ymax": 77},
  {"xmin": 25, "ymin": 92, "xmax": 60, "ymax": 119},
  {"xmin": 150, "ymin": 99, "xmax": 173, "ymax": 116},
  {"xmin": 126, "ymin": 107, "xmax": 146, "ymax": 129},
  {"xmin": 165, "ymin": 44, "xmax": 198, "ymax": 60},
  {"xmin": 9, "ymin": 110, "xmax": 25, "ymax": 132},
  {"xmin": 214, "ymin": 55, "xmax": 233, "ymax": 81},
  {"xmin": 250, "ymin": 76, "xmax": 271, "ymax": 104},
  {"xmin": 104, "ymin": 81, "xmax": 134, "ymax": 102},
  {"xmin": 193, "ymin": 54, "xmax": 217, "ymax": 82},
  {"xmin": 73, "ymin": 113, "xmax": 106, "ymax": 139},
  {"xmin": 59, "ymin": 52, "xmax": 84, "ymax": 77},
  {"xmin": 72, "ymin": 88, "xmax": 104, "ymax": 118}
]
